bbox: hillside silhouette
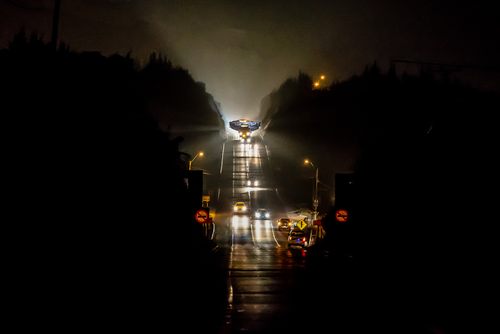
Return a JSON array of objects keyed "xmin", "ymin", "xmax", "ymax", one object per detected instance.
[
  {"xmin": 2, "ymin": 29, "xmax": 222, "ymax": 331},
  {"xmin": 2, "ymin": 29, "xmax": 224, "ymax": 220},
  {"xmin": 260, "ymin": 64, "xmax": 498, "ymax": 329}
]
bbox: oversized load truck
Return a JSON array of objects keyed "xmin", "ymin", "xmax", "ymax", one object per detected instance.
[{"xmin": 229, "ymin": 119, "xmax": 261, "ymax": 142}]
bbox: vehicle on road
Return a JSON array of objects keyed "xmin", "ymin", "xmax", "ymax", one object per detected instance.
[
  {"xmin": 229, "ymin": 119, "xmax": 261, "ymax": 132},
  {"xmin": 239, "ymin": 128, "xmax": 251, "ymax": 142},
  {"xmin": 254, "ymin": 208, "xmax": 270, "ymax": 219},
  {"xmin": 234, "ymin": 202, "xmax": 247, "ymax": 214},
  {"xmin": 229, "ymin": 119, "xmax": 260, "ymax": 142},
  {"xmin": 277, "ymin": 218, "xmax": 293, "ymax": 230},
  {"xmin": 288, "ymin": 229, "xmax": 308, "ymax": 248},
  {"xmin": 247, "ymin": 177, "xmax": 259, "ymax": 187}
]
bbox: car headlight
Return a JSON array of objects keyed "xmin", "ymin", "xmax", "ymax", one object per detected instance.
[
  {"xmin": 248, "ymin": 181, "xmax": 251, "ymax": 186},
  {"xmin": 255, "ymin": 213, "xmax": 260, "ymax": 217},
  {"xmin": 243, "ymin": 206, "xmax": 246, "ymax": 211},
  {"xmin": 254, "ymin": 181, "xmax": 258, "ymax": 186},
  {"xmin": 265, "ymin": 213, "xmax": 270, "ymax": 218},
  {"xmin": 234, "ymin": 206, "xmax": 238, "ymax": 211}
]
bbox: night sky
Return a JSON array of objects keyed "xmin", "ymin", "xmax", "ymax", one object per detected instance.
[{"xmin": 1, "ymin": 0, "xmax": 498, "ymax": 120}]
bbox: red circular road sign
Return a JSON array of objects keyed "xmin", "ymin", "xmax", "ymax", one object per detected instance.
[
  {"xmin": 195, "ymin": 209, "xmax": 209, "ymax": 223},
  {"xmin": 335, "ymin": 209, "xmax": 348, "ymax": 223}
]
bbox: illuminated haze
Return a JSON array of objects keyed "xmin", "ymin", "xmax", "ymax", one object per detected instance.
[{"xmin": 1, "ymin": 0, "xmax": 498, "ymax": 121}]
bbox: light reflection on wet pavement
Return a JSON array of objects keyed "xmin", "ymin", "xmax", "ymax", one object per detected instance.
[
  {"xmin": 208, "ymin": 137, "xmax": 336, "ymax": 333},
  {"xmin": 201, "ymin": 135, "xmax": 432, "ymax": 334}
]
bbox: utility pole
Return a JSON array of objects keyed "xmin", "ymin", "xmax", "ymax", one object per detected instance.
[
  {"xmin": 305, "ymin": 160, "xmax": 319, "ymax": 221},
  {"xmin": 51, "ymin": 0, "xmax": 61, "ymax": 52},
  {"xmin": 314, "ymin": 167, "xmax": 319, "ymax": 220}
]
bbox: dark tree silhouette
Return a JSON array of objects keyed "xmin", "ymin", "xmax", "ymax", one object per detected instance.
[{"xmin": 2, "ymin": 29, "xmax": 222, "ymax": 331}]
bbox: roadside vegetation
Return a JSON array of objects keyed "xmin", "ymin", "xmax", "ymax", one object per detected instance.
[
  {"xmin": 3, "ymin": 28, "xmax": 224, "ymax": 223},
  {"xmin": 3, "ymin": 29, "xmax": 222, "ymax": 330},
  {"xmin": 261, "ymin": 64, "xmax": 498, "ymax": 325}
]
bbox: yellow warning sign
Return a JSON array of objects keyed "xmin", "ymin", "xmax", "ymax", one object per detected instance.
[{"xmin": 297, "ymin": 220, "xmax": 307, "ymax": 230}]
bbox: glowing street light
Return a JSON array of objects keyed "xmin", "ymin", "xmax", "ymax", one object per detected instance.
[
  {"xmin": 304, "ymin": 159, "xmax": 319, "ymax": 220},
  {"xmin": 313, "ymin": 75, "xmax": 325, "ymax": 89},
  {"xmin": 189, "ymin": 152, "xmax": 204, "ymax": 170}
]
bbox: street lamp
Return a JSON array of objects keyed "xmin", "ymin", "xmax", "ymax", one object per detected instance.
[
  {"xmin": 304, "ymin": 159, "xmax": 319, "ymax": 221},
  {"xmin": 313, "ymin": 75, "xmax": 325, "ymax": 89},
  {"xmin": 189, "ymin": 152, "xmax": 204, "ymax": 170}
]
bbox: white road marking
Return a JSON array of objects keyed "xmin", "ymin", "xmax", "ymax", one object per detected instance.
[{"xmin": 271, "ymin": 224, "xmax": 281, "ymax": 248}]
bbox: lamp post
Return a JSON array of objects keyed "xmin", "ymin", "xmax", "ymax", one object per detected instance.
[
  {"xmin": 189, "ymin": 152, "xmax": 204, "ymax": 170},
  {"xmin": 51, "ymin": 0, "xmax": 61, "ymax": 52},
  {"xmin": 304, "ymin": 160, "xmax": 319, "ymax": 221}
]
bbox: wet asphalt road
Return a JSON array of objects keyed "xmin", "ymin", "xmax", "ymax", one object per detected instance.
[
  {"xmin": 209, "ymin": 134, "xmax": 315, "ymax": 333},
  {"xmin": 198, "ymin": 133, "xmax": 439, "ymax": 334}
]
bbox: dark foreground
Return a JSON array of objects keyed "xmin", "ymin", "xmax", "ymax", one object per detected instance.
[{"xmin": 5, "ymin": 135, "xmax": 493, "ymax": 334}]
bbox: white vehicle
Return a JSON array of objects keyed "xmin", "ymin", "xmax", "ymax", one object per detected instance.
[
  {"xmin": 247, "ymin": 177, "xmax": 259, "ymax": 187},
  {"xmin": 254, "ymin": 208, "xmax": 270, "ymax": 220}
]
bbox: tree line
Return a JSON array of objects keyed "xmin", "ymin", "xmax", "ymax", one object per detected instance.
[
  {"xmin": 260, "ymin": 63, "xmax": 498, "ymax": 322},
  {"xmin": 2, "ymin": 28, "xmax": 224, "ymax": 220},
  {"xmin": 2, "ymin": 29, "xmax": 222, "ymax": 330},
  {"xmin": 261, "ymin": 63, "xmax": 500, "ymax": 326}
]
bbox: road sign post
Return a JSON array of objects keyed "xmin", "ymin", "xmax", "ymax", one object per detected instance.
[
  {"xmin": 202, "ymin": 196, "xmax": 210, "ymax": 208},
  {"xmin": 195, "ymin": 208, "xmax": 210, "ymax": 237},
  {"xmin": 195, "ymin": 209, "xmax": 210, "ymax": 223},
  {"xmin": 335, "ymin": 209, "xmax": 348, "ymax": 223},
  {"xmin": 313, "ymin": 220, "xmax": 322, "ymax": 240},
  {"xmin": 297, "ymin": 220, "xmax": 307, "ymax": 230}
]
